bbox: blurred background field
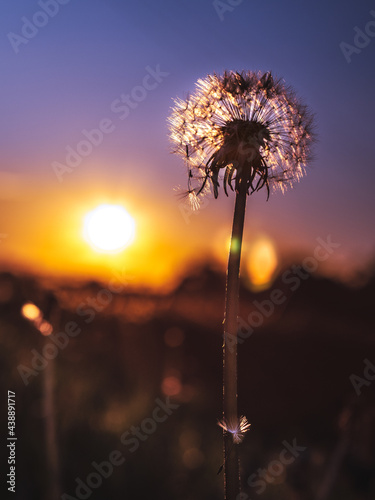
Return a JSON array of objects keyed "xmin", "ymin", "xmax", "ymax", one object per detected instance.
[{"xmin": 1, "ymin": 261, "xmax": 374, "ymax": 500}]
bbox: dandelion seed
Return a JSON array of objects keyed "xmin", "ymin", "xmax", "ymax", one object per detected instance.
[
  {"xmin": 174, "ymin": 185, "xmax": 202, "ymax": 211},
  {"xmin": 218, "ymin": 416, "xmax": 251, "ymax": 444}
]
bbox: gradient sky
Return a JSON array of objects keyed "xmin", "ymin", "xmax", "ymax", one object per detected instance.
[{"xmin": 1, "ymin": 0, "xmax": 374, "ymax": 288}]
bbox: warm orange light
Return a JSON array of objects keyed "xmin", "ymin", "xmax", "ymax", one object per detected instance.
[
  {"xmin": 21, "ymin": 302, "xmax": 42, "ymax": 321},
  {"xmin": 246, "ymin": 236, "xmax": 278, "ymax": 289}
]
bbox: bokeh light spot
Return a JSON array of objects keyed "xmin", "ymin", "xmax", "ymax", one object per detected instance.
[
  {"xmin": 39, "ymin": 320, "xmax": 53, "ymax": 336},
  {"xmin": 21, "ymin": 302, "xmax": 42, "ymax": 321},
  {"xmin": 246, "ymin": 236, "xmax": 278, "ymax": 290},
  {"xmin": 161, "ymin": 376, "xmax": 182, "ymax": 396}
]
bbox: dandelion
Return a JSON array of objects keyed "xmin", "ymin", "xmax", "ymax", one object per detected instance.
[
  {"xmin": 168, "ymin": 71, "xmax": 313, "ymax": 199},
  {"xmin": 168, "ymin": 70, "xmax": 314, "ymax": 500}
]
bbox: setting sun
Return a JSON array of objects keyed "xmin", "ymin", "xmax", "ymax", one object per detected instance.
[{"xmin": 83, "ymin": 204, "xmax": 136, "ymax": 253}]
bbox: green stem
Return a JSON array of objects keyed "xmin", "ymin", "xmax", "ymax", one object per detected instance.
[{"xmin": 223, "ymin": 176, "xmax": 248, "ymax": 500}]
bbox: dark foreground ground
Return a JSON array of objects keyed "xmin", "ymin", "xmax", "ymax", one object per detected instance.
[{"xmin": 0, "ymin": 263, "xmax": 374, "ymax": 500}]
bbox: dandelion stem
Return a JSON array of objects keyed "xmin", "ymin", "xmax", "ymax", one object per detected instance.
[
  {"xmin": 169, "ymin": 69, "xmax": 314, "ymax": 500},
  {"xmin": 223, "ymin": 172, "xmax": 249, "ymax": 500}
]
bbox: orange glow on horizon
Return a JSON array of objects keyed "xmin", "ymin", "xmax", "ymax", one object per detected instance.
[
  {"xmin": 3, "ymin": 173, "xmax": 340, "ymax": 291},
  {"xmin": 0, "ymin": 177, "xmax": 205, "ymax": 291}
]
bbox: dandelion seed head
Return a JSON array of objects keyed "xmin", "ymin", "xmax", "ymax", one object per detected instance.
[
  {"xmin": 168, "ymin": 70, "xmax": 314, "ymax": 201},
  {"xmin": 218, "ymin": 415, "xmax": 251, "ymax": 444}
]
